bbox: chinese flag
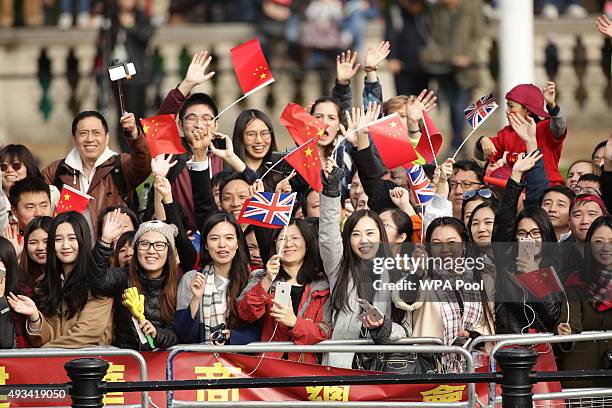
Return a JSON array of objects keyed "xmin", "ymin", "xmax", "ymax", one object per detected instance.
[
  {"xmin": 280, "ymin": 103, "xmax": 328, "ymax": 146},
  {"xmin": 283, "ymin": 138, "xmax": 322, "ymax": 192},
  {"xmin": 56, "ymin": 185, "xmax": 93, "ymax": 215},
  {"xmin": 512, "ymin": 266, "xmax": 564, "ymax": 299},
  {"xmin": 416, "ymin": 110, "xmax": 443, "ymax": 164},
  {"xmin": 369, "ymin": 113, "xmax": 418, "ymax": 169},
  {"xmin": 230, "ymin": 38, "xmax": 275, "ymax": 96},
  {"xmin": 140, "ymin": 114, "xmax": 186, "ymax": 158}
]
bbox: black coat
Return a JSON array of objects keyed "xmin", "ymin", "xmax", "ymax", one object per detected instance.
[
  {"xmin": 87, "ymin": 243, "xmax": 178, "ymax": 350},
  {"xmin": 492, "ymin": 178, "xmax": 561, "ymax": 334}
]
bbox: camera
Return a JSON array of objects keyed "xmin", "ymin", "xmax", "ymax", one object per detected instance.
[{"xmin": 210, "ymin": 323, "xmax": 227, "ymax": 344}]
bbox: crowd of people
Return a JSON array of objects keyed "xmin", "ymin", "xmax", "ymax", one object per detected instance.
[{"xmin": 0, "ymin": 17, "xmax": 610, "ymax": 388}]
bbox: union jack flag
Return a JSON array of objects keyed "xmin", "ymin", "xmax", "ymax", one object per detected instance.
[
  {"xmin": 464, "ymin": 92, "xmax": 498, "ymax": 130},
  {"xmin": 407, "ymin": 165, "xmax": 434, "ymax": 205},
  {"xmin": 237, "ymin": 192, "xmax": 297, "ymax": 229}
]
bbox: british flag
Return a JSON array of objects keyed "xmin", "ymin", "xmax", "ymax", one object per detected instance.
[
  {"xmin": 407, "ymin": 165, "xmax": 434, "ymax": 205},
  {"xmin": 464, "ymin": 92, "xmax": 498, "ymax": 130},
  {"xmin": 237, "ymin": 192, "xmax": 297, "ymax": 228}
]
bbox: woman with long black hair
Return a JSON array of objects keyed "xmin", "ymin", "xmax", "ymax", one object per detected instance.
[
  {"xmin": 556, "ymin": 215, "xmax": 612, "ymax": 388},
  {"xmin": 175, "ymin": 213, "xmax": 251, "ymax": 344},
  {"xmin": 19, "ymin": 216, "xmax": 52, "ymax": 293},
  {"xmin": 493, "ymin": 151, "xmax": 562, "ymax": 334},
  {"xmin": 238, "ymin": 218, "xmax": 331, "ymax": 363},
  {"xmin": 88, "ymin": 210, "xmax": 179, "ymax": 350},
  {"xmin": 9, "ymin": 211, "xmax": 113, "ymax": 348},
  {"xmin": 0, "ymin": 236, "xmax": 30, "ymax": 348},
  {"xmin": 319, "ymin": 158, "xmax": 409, "ymax": 369}
]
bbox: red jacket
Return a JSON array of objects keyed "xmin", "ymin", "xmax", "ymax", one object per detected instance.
[
  {"xmin": 489, "ymin": 120, "xmax": 566, "ymax": 186},
  {"xmin": 238, "ymin": 276, "xmax": 332, "ymax": 364}
]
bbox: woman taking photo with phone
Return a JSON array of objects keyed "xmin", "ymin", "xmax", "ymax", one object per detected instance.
[
  {"xmin": 238, "ymin": 218, "xmax": 331, "ymax": 363},
  {"xmin": 88, "ymin": 210, "xmax": 180, "ymax": 350},
  {"xmin": 9, "ymin": 212, "xmax": 113, "ymax": 348},
  {"xmin": 493, "ymin": 151, "xmax": 562, "ymax": 334}
]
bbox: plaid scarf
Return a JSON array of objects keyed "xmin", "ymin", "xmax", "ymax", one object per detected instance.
[
  {"xmin": 588, "ymin": 270, "xmax": 612, "ymax": 312},
  {"xmin": 199, "ymin": 265, "xmax": 228, "ymax": 343},
  {"xmin": 435, "ymin": 269, "xmax": 483, "ymax": 373}
]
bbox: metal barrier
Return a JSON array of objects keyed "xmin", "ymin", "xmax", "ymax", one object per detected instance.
[
  {"xmin": 0, "ymin": 347, "xmax": 148, "ymax": 408},
  {"xmin": 248, "ymin": 337, "xmax": 446, "ymax": 346},
  {"xmin": 166, "ymin": 343, "xmax": 476, "ymax": 408},
  {"xmin": 486, "ymin": 331, "xmax": 612, "ymax": 407}
]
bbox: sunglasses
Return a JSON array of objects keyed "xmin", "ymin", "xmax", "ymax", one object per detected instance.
[
  {"xmin": 463, "ymin": 189, "xmax": 493, "ymax": 201},
  {"xmin": 0, "ymin": 161, "xmax": 23, "ymax": 172}
]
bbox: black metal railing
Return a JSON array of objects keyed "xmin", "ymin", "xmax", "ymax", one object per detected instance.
[{"xmin": 1, "ymin": 348, "xmax": 611, "ymax": 408}]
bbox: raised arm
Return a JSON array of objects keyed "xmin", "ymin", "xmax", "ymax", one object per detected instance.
[
  {"xmin": 543, "ymin": 82, "xmax": 566, "ymax": 140},
  {"xmin": 119, "ymin": 112, "xmax": 152, "ymax": 189},
  {"xmin": 319, "ymin": 161, "xmax": 345, "ymax": 289}
]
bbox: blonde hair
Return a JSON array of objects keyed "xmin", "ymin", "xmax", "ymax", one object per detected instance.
[{"xmin": 383, "ymin": 95, "xmax": 409, "ymax": 115}]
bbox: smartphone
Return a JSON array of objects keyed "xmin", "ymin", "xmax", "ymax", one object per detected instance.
[
  {"xmin": 356, "ymin": 298, "xmax": 384, "ymax": 322},
  {"xmin": 274, "ymin": 281, "xmax": 292, "ymax": 307},
  {"xmin": 518, "ymin": 238, "xmax": 536, "ymax": 262},
  {"xmin": 108, "ymin": 62, "xmax": 137, "ymax": 81},
  {"xmin": 212, "ymin": 137, "xmax": 226, "ymax": 150}
]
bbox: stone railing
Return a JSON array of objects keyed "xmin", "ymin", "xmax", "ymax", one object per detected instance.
[{"xmin": 0, "ymin": 18, "xmax": 610, "ymax": 165}]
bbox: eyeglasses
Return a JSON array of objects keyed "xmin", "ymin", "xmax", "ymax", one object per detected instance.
[
  {"xmin": 573, "ymin": 186, "xmax": 601, "ymax": 196},
  {"xmin": 184, "ymin": 114, "xmax": 214, "ymax": 125},
  {"xmin": 136, "ymin": 241, "xmax": 169, "ymax": 252},
  {"xmin": 516, "ymin": 229, "xmax": 542, "ymax": 239},
  {"xmin": 0, "ymin": 161, "xmax": 23, "ymax": 172},
  {"xmin": 245, "ymin": 130, "xmax": 272, "ymax": 141},
  {"xmin": 449, "ymin": 180, "xmax": 483, "ymax": 190},
  {"xmin": 383, "ymin": 222, "xmax": 399, "ymax": 231},
  {"xmin": 463, "ymin": 189, "xmax": 493, "ymax": 201}
]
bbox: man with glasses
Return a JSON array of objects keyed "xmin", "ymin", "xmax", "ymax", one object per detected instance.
[
  {"xmin": 448, "ymin": 160, "xmax": 484, "ymax": 219},
  {"xmin": 150, "ymin": 51, "xmax": 250, "ymax": 233},
  {"xmin": 43, "ymin": 110, "xmax": 151, "ymax": 238},
  {"xmin": 573, "ymin": 174, "xmax": 601, "ymax": 197}
]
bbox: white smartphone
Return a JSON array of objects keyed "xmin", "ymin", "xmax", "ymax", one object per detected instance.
[
  {"xmin": 274, "ymin": 281, "xmax": 292, "ymax": 307},
  {"xmin": 518, "ymin": 238, "xmax": 536, "ymax": 263},
  {"xmin": 108, "ymin": 62, "xmax": 137, "ymax": 81},
  {"xmin": 356, "ymin": 298, "xmax": 384, "ymax": 322}
]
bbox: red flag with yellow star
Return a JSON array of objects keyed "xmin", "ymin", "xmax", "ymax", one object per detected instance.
[
  {"xmin": 140, "ymin": 114, "xmax": 186, "ymax": 158},
  {"xmin": 56, "ymin": 185, "xmax": 93, "ymax": 215},
  {"xmin": 368, "ymin": 113, "xmax": 418, "ymax": 169},
  {"xmin": 231, "ymin": 38, "xmax": 275, "ymax": 96},
  {"xmin": 283, "ymin": 138, "xmax": 322, "ymax": 192},
  {"xmin": 416, "ymin": 110, "xmax": 443, "ymax": 164},
  {"xmin": 279, "ymin": 103, "xmax": 328, "ymax": 146}
]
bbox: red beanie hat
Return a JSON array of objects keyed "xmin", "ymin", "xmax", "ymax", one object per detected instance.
[{"xmin": 505, "ymin": 84, "xmax": 549, "ymax": 118}]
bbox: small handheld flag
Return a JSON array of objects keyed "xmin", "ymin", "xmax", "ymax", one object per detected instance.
[
  {"xmin": 283, "ymin": 138, "xmax": 323, "ymax": 192},
  {"xmin": 140, "ymin": 114, "xmax": 186, "ymax": 158},
  {"xmin": 417, "ymin": 110, "xmax": 443, "ymax": 165},
  {"xmin": 230, "ymin": 38, "xmax": 275, "ymax": 97},
  {"xmin": 407, "ymin": 165, "xmax": 434, "ymax": 205},
  {"xmin": 511, "ymin": 266, "xmax": 563, "ymax": 299},
  {"xmin": 368, "ymin": 113, "xmax": 418, "ymax": 169},
  {"xmin": 452, "ymin": 91, "xmax": 499, "ymax": 160},
  {"xmin": 237, "ymin": 192, "xmax": 297, "ymax": 229},
  {"xmin": 280, "ymin": 103, "xmax": 328, "ymax": 146},
  {"xmin": 56, "ymin": 185, "xmax": 93, "ymax": 215},
  {"xmin": 464, "ymin": 92, "xmax": 498, "ymax": 130}
]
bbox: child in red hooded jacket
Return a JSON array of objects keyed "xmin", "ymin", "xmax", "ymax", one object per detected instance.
[{"xmin": 475, "ymin": 82, "xmax": 567, "ymax": 186}]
